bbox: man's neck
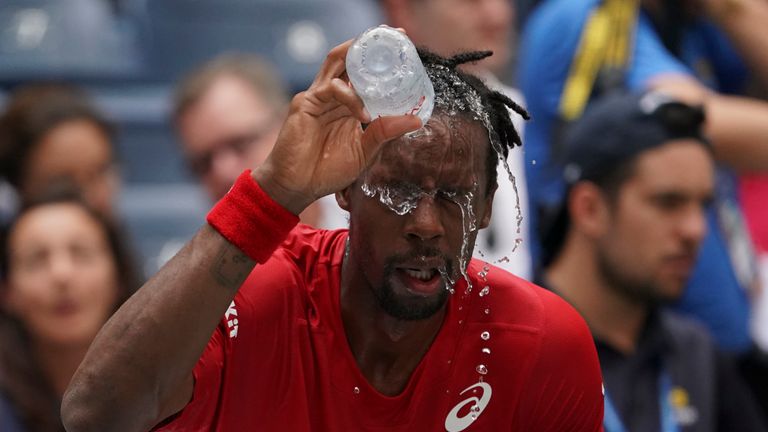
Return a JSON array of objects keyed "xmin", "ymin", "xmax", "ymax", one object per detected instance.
[
  {"xmin": 546, "ymin": 246, "xmax": 648, "ymax": 355},
  {"xmin": 339, "ymin": 253, "xmax": 447, "ymax": 396}
]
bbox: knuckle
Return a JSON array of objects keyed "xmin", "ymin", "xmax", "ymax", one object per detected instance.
[{"xmin": 289, "ymin": 92, "xmax": 306, "ymax": 110}]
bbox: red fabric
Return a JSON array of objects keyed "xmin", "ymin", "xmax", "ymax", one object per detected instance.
[
  {"xmin": 157, "ymin": 227, "xmax": 604, "ymax": 431},
  {"xmin": 740, "ymin": 174, "xmax": 768, "ymax": 254},
  {"xmin": 207, "ymin": 170, "xmax": 299, "ymax": 263}
]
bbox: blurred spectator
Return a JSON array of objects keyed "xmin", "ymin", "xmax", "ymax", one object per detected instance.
[
  {"xmin": 541, "ymin": 92, "xmax": 766, "ymax": 431},
  {"xmin": 0, "ymin": 85, "xmax": 119, "ymax": 218},
  {"xmin": 379, "ymin": 0, "xmax": 532, "ymax": 279},
  {"xmin": 172, "ymin": 53, "xmax": 345, "ymax": 228},
  {"xmin": 520, "ymin": 0, "xmax": 768, "ymax": 355},
  {"xmin": 0, "ymin": 187, "xmax": 140, "ymax": 432}
]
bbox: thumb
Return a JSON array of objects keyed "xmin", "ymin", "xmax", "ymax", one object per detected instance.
[{"xmin": 360, "ymin": 115, "xmax": 422, "ymax": 165}]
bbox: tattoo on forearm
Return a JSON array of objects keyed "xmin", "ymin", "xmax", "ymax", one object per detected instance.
[{"xmin": 210, "ymin": 243, "xmax": 252, "ymax": 290}]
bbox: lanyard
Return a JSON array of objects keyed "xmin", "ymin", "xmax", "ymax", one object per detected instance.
[{"xmin": 603, "ymin": 372, "xmax": 680, "ymax": 432}]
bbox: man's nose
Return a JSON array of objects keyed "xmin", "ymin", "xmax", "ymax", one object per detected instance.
[
  {"xmin": 679, "ymin": 204, "xmax": 708, "ymax": 246},
  {"xmin": 404, "ymin": 195, "xmax": 445, "ymax": 242}
]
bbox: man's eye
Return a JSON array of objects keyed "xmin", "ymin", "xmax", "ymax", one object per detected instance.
[{"xmin": 653, "ymin": 194, "xmax": 685, "ymax": 210}]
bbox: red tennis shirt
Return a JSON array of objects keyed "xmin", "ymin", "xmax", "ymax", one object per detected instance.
[{"xmin": 157, "ymin": 226, "xmax": 603, "ymax": 431}]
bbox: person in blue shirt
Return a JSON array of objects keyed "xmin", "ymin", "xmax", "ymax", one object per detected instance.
[{"xmin": 520, "ymin": 0, "xmax": 768, "ymax": 355}]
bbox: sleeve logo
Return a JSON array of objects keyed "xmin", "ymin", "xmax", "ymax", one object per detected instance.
[
  {"xmin": 225, "ymin": 301, "xmax": 239, "ymax": 338},
  {"xmin": 444, "ymin": 382, "xmax": 492, "ymax": 432}
]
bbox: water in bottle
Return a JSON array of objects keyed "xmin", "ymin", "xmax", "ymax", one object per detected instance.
[{"xmin": 346, "ymin": 25, "xmax": 434, "ymax": 126}]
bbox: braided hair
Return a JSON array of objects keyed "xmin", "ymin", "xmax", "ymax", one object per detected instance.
[{"xmin": 418, "ymin": 49, "xmax": 530, "ymax": 193}]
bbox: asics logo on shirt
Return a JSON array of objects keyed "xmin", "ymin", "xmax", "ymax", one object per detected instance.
[{"xmin": 444, "ymin": 382, "xmax": 492, "ymax": 432}]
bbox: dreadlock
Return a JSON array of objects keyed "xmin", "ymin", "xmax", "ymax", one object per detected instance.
[{"xmin": 417, "ymin": 48, "xmax": 530, "ymax": 193}]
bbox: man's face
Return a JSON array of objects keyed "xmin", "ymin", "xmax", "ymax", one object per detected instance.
[
  {"xmin": 178, "ymin": 75, "xmax": 282, "ymax": 201},
  {"xmin": 595, "ymin": 140, "xmax": 714, "ymax": 304},
  {"xmin": 339, "ymin": 114, "xmax": 494, "ymax": 320},
  {"xmin": 405, "ymin": 0, "xmax": 513, "ymax": 75}
]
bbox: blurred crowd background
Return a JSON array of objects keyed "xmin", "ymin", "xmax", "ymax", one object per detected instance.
[{"xmin": 1, "ymin": 0, "xmax": 768, "ymax": 430}]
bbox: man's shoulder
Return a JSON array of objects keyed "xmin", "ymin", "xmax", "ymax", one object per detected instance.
[
  {"xmin": 467, "ymin": 260, "xmax": 589, "ymax": 339},
  {"xmin": 274, "ymin": 224, "xmax": 349, "ymax": 265},
  {"xmin": 468, "ymin": 262, "xmax": 603, "ymax": 429},
  {"xmin": 237, "ymin": 225, "xmax": 347, "ymax": 298},
  {"xmin": 659, "ymin": 309, "xmax": 716, "ymax": 351}
]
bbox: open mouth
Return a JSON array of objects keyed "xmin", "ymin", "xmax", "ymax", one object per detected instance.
[{"xmin": 397, "ymin": 267, "xmax": 442, "ymax": 296}]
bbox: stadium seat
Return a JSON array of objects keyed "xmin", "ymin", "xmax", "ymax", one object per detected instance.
[
  {"xmin": 0, "ymin": 0, "xmax": 144, "ymax": 84},
  {"xmin": 142, "ymin": 0, "xmax": 381, "ymax": 90}
]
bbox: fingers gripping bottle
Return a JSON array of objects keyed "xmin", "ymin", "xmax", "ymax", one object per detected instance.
[{"xmin": 346, "ymin": 25, "xmax": 435, "ymax": 126}]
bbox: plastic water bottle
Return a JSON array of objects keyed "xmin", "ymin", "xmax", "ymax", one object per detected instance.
[{"xmin": 346, "ymin": 25, "xmax": 434, "ymax": 126}]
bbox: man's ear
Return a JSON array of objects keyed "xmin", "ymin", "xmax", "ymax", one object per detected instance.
[
  {"xmin": 478, "ymin": 184, "xmax": 497, "ymax": 230},
  {"xmin": 569, "ymin": 182, "xmax": 610, "ymax": 238},
  {"xmin": 335, "ymin": 185, "xmax": 353, "ymax": 212}
]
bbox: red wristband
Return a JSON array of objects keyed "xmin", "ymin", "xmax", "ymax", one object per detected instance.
[{"xmin": 207, "ymin": 170, "xmax": 299, "ymax": 263}]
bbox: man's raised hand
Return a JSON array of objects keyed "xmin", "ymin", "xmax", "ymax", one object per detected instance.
[{"xmin": 253, "ymin": 39, "xmax": 422, "ymax": 215}]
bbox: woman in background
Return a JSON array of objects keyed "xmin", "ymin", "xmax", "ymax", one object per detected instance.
[
  {"xmin": 0, "ymin": 84, "xmax": 120, "ymax": 218},
  {"xmin": 0, "ymin": 188, "xmax": 140, "ymax": 431}
]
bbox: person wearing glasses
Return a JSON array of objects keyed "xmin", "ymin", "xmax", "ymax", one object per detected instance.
[
  {"xmin": 539, "ymin": 91, "xmax": 766, "ymax": 432},
  {"xmin": 172, "ymin": 53, "xmax": 346, "ymax": 229}
]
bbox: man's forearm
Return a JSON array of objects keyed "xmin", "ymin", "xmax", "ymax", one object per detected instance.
[
  {"xmin": 708, "ymin": 0, "xmax": 768, "ymax": 86},
  {"xmin": 705, "ymin": 93, "xmax": 768, "ymax": 173},
  {"xmin": 62, "ymin": 225, "xmax": 255, "ymax": 432},
  {"xmin": 649, "ymin": 75, "xmax": 768, "ymax": 173}
]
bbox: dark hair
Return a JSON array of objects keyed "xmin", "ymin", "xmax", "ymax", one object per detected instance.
[
  {"xmin": 0, "ymin": 84, "xmax": 115, "ymax": 190},
  {"xmin": 539, "ymin": 93, "xmax": 710, "ymax": 269},
  {"xmin": 418, "ymin": 49, "xmax": 529, "ymax": 194},
  {"xmin": 172, "ymin": 53, "xmax": 290, "ymax": 124},
  {"xmin": 0, "ymin": 185, "xmax": 140, "ymax": 432},
  {"xmin": 539, "ymin": 158, "xmax": 639, "ymax": 269}
]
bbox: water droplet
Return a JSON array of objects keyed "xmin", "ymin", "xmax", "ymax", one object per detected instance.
[
  {"xmin": 482, "ymin": 347, "xmax": 491, "ymax": 355},
  {"xmin": 353, "ymin": 386, "xmax": 360, "ymax": 394},
  {"xmin": 484, "ymin": 308, "xmax": 490, "ymax": 315},
  {"xmin": 439, "ymin": 266, "xmax": 456, "ymax": 294},
  {"xmin": 445, "ymin": 191, "xmax": 479, "ymax": 292},
  {"xmin": 458, "ymin": 319, "xmax": 464, "ymax": 325},
  {"xmin": 447, "ymin": 359, "xmax": 452, "ymax": 364},
  {"xmin": 532, "ymin": 159, "xmax": 537, "ymax": 165},
  {"xmin": 512, "ymin": 237, "xmax": 523, "ymax": 252},
  {"xmin": 481, "ymin": 331, "xmax": 490, "ymax": 340},
  {"xmin": 479, "ymin": 286, "xmax": 490, "ymax": 297},
  {"xmin": 496, "ymin": 256, "xmax": 510, "ymax": 264},
  {"xmin": 446, "ymin": 389, "xmax": 450, "ymax": 394},
  {"xmin": 476, "ymin": 364, "xmax": 488, "ymax": 375},
  {"xmin": 458, "ymin": 305, "xmax": 463, "ymax": 311}
]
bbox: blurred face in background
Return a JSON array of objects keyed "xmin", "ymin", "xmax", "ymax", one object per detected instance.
[
  {"xmin": 593, "ymin": 141, "xmax": 713, "ymax": 304},
  {"xmin": 177, "ymin": 74, "xmax": 282, "ymax": 201},
  {"xmin": 21, "ymin": 119, "xmax": 118, "ymax": 217},
  {"xmin": 391, "ymin": 0, "xmax": 514, "ymax": 75},
  {"xmin": 4, "ymin": 202, "xmax": 120, "ymax": 348}
]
